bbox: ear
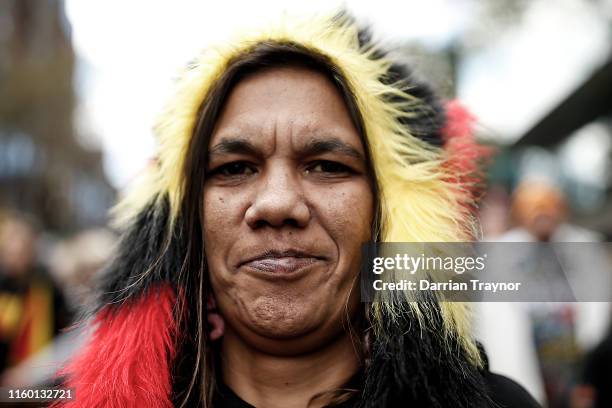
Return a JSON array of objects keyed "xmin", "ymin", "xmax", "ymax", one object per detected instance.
[{"xmin": 206, "ymin": 294, "xmax": 225, "ymax": 341}]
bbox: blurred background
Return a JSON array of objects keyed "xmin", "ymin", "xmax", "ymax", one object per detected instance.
[{"xmin": 0, "ymin": 0, "xmax": 611, "ymax": 407}]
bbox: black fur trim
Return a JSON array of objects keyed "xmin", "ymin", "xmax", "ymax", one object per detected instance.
[
  {"xmin": 357, "ymin": 22, "xmax": 446, "ymax": 147},
  {"xmin": 91, "ymin": 194, "xmax": 185, "ymax": 314},
  {"xmin": 361, "ymin": 298, "xmax": 494, "ymax": 407}
]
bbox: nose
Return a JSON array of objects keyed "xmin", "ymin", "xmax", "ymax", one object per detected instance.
[{"xmin": 245, "ymin": 165, "xmax": 311, "ymax": 229}]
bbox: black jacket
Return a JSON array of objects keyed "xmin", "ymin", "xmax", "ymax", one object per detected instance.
[{"xmin": 212, "ymin": 370, "xmax": 541, "ymax": 408}]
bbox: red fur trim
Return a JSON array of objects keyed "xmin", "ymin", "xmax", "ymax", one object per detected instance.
[
  {"xmin": 441, "ymin": 100, "xmax": 493, "ymax": 200},
  {"xmin": 53, "ymin": 285, "xmax": 177, "ymax": 407},
  {"xmin": 441, "ymin": 100, "xmax": 477, "ymax": 142}
]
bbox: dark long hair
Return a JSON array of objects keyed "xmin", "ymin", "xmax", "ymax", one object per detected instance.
[{"xmin": 176, "ymin": 41, "xmax": 382, "ymax": 407}]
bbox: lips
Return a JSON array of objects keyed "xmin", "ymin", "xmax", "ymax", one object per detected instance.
[{"xmin": 238, "ymin": 249, "xmax": 326, "ymax": 275}]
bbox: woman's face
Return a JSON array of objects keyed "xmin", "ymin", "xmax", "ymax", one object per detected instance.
[{"xmin": 203, "ymin": 65, "xmax": 374, "ymax": 354}]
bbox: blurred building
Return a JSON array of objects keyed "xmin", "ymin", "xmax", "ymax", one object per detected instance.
[
  {"xmin": 395, "ymin": 44, "xmax": 458, "ymax": 100},
  {"xmin": 483, "ymin": 49, "xmax": 612, "ymax": 239},
  {"xmin": 0, "ymin": 0, "xmax": 114, "ymax": 233}
]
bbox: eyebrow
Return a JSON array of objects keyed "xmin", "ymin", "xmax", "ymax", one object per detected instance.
[
  {"xmin": 301, "ymin": 138, "xmax": 365, "ymax": 161},
  {"xmin": 208, "ymin": 138, "xmax": 260, "ymax": 158},
  {"xmin": 208, "ymin": 136, "xmax": 365, "ymax": 162}
]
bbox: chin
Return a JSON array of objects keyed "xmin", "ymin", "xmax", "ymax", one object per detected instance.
[{"xmin": 246, "ymin": 296, "xmax": 320, "ymax": 339}]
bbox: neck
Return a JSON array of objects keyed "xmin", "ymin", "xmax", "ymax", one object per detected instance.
[{"xmin": 220, "ymin": 328, "xmax": 361, "ymax": 408}]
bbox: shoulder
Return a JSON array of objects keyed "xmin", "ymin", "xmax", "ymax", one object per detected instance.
[{"xmin": 484, "ymin": 371, "xmax": 542, "ymax": 408}]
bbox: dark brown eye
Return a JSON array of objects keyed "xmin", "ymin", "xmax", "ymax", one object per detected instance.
[
  {"xmin": 307, "ymin": 160, "xmax": 353, "ymax": 174},
  {"xmin": 212, "ymin": 161, "xmax": 256, "ymax": 177}
]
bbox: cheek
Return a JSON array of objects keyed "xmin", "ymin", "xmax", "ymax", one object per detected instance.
[
  {"xmin": 308, "ymin": 181, "xmax": 372, "ymax": 319},
  {"xmin": 202, "ymin": 187, "xmax": 247, "ymax": 289},
  {"xmin": 203, "ymin": 190, "xmax": 227, "ymax": 230},
  {"xmin": 202, "ymin": 187, "xmax": 247, "ymax": 247},
  {"xmin": 316, "ymin": 180, "xmax": 374, "ymax": 243},
  {"xmin": 307, "ymin": 179, "xmax": 373, "ymax": 287}
]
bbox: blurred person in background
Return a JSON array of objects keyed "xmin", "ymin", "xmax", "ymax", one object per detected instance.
[
  {"xmin": 0, "ymin": 213, "xmax": 71, "ymax": 384},
  {"xmin": 505, "ymin": 180, "xmax": 601, "ymax": 243},
  {"xmin": 476, "ymin": 179, "xmax": 611, "ymax": 408},
  {"xmin": 50, "ymin": 228, "xmax": 117, "ymax": 310},
  {"xmin": 0, "ymin": 228, "xmax": 115, "ymax": 389}
]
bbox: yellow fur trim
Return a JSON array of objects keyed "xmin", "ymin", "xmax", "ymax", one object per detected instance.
[{"xmin": 112, "ymin": 12, "xmax": 480, "ymax": 365}]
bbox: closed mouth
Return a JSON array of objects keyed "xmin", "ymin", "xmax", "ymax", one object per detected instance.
[{"xmin": 239, "ymin": 249, "xmax": 326, "ymax": 275}]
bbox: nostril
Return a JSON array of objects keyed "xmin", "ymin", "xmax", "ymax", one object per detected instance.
[
  {"xmin": 253, "ymin": 219, "xmax": 267, "ymax": 229},
  {"xmin": 251, "ymin": 217, "xmax": 301, "ymax": 229},
  {"xmin": 285, "ymin": 219, "xmax": 299, "ymax": 228}
]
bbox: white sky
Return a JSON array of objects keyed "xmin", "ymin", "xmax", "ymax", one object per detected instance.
[
  {"xmin": 65, "ymin": 0, "xmax": 611, "ymax": 188},
  {"xmin": 459, "ymin": 0, "xmax": 611, "ymax": 141}
]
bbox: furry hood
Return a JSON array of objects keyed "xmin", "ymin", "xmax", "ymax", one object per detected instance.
[{"xmin": 56, "ymin": 12, "xmax": 492, "ymax": 408}]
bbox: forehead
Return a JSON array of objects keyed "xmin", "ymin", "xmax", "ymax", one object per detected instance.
[{"xmin": 210, "ymin": 65, "xmax": 362, "ymax": 148}]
